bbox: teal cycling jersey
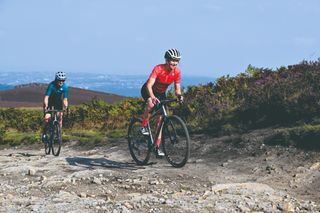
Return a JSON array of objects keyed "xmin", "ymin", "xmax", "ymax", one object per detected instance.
[{"xmin": 45, "ymin": 81, "xmax": 68, "ymax": 109}]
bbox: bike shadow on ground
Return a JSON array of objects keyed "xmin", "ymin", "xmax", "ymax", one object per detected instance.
[{"xmin": 65, "ymin": 156, "xmax": 142, "ymax": 170}]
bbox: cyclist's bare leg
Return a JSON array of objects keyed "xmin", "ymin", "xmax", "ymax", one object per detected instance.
[
  {"xmin": 141, "ymin": 97, "xmax": 155, "ymax": 126},
  {"xmin": 155, "ymin": 115, "xmax": 163, "ymax": 147},
  {"xmin": 44, "ymin": 113, "xmax": 50, "ymax": 123},
  {"xmin": 57, "ymin": 112, "xmax": 63, "ymax": 128},
  {"xmin": 42, "ymin": 113, "xmax": 51, "ymax": 138},
  {"xmin": 44, "ymin": 113, "xmax": 51, "ymax": 128}
]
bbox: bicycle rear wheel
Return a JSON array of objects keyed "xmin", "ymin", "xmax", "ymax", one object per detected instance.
[
  {"xmin": 52, "ymin": 122, "xmax": 62, "ymax": 156},
  {"xmin": 162, "ymin": 115, "xmax": 190, "ymax": 168},
  {"xmin": 128, "ymin": 118, "xmax": 151, "ymax": 165}
]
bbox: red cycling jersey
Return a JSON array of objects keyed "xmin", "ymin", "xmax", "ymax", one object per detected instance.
[{"xmin": 148, "ymin": 64, "xmax": 181, "ymax": 94}]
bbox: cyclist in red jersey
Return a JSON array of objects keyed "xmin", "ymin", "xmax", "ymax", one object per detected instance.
[{"xmin": 140, "ymin": 49, "xmax": 184, "ymax": 157}]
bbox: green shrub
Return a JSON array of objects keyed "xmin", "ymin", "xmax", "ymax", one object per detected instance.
[
  {"xmin": 0, "ymin": 124, "xmax": 5, "ymax": 142},
  {"xmin": 266, "ymin": 124, "xmax": 320, "ymax": 149},
  {"xmin": 1, "ymin": 131, "xmax": 40, "ymax": 147},
  {"xmin": 182, "ymin": 60, "xmax": 320, "ymax": 134}
]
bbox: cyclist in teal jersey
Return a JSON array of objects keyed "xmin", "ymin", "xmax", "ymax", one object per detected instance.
[{"xmin": 42, "ymin": 71, "xmax": 68, "ymax": 142}]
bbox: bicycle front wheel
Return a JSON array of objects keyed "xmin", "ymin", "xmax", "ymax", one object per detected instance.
[
  {"xmin": 52, "ymin": 122, "xmax": 62, "ymax": 156},
  {"xmin": 128, "ymin": 118, "xmax": 151, "ymax": 165},
  {"xmin": 44, "ymin": 128, "xmax": 51, "ymax": 155},
  {"xmin": 162, "ymin": 115, "xmax": 190, "ymax": 168}
]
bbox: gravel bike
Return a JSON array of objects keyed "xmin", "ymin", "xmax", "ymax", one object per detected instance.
[
  {"xmin": 128, "ymin": 99, "xmax": 190, "ymax": 168},
  {"xmin": 42, "ymin": 109, "xmax": 63, "ymax": 156}
]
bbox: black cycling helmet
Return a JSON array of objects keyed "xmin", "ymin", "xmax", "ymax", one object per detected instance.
[
  {"xmin": 164, "ymin": 49, "xmax": 181, "ymax": 61},
  {"xmin": 55, "ymin": 71, "xmax": 67, "ymax": 81}
]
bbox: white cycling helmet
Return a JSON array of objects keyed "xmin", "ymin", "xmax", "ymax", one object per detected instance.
[
  {"xmin": 55, "ymin": 71, "xmax": 67, "ymax": 81},
  {"xmin": 164, "ymin": 49, "xmax": 181, "ymax": 61}
]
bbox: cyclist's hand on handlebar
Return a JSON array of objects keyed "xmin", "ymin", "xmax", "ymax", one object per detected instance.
[
  {"xmin": 177, "ymin": 95, "xmax": 184, "ymax": 104},
  {"xmin": 43, "ymin": 106, "xmax": 48, "ymax": 115},
  {"xmin": 151, "ymin": 97, "xmax": 160, "ymax": 105}
]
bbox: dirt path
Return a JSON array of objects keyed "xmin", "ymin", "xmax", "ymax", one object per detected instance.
[{"xmin": 0, "ymin": 129, "xmax": 320, "ymax": 213}]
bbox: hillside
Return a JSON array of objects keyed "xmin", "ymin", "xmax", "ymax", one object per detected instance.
[
  {"xmin": 0, "ymin": 72, "xmax": 213, "ymax": 97},
  {"xmin": 0, "ymin": 83, "xmax": 126, "ymax": 108}
]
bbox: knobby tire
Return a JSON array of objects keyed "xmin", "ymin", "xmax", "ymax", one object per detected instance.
[
  {"xmin": 44, "ymin": 126, "xmax": 51, "ymax": 155},
  {"xmin": 51, "ymin": 122, "xmax": 62, "ymax": 156},
  {"xmin": 162, "ymin": 115, "xmax": 190, "ymax": 168},
  {"xmin": 128, "ymin": 117, "xmax": 151, "ymax": 165}
]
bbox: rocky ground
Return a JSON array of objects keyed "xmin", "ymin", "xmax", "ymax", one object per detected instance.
[{"xmin": 0, "ymin": 128, "xmax": 319, "ymax": 213}]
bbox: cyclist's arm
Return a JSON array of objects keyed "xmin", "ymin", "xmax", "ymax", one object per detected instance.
[
  {"xmin": 174, "ymin": 82, "xmax": 182, "ymax": 97},
  {"xmin": 174, "ymin": 69, "xmax": 182, "ymax": 97},
  {"xmin": 63, "ymin": 98, "xmax": 68, "ymax": 109},
  {"xmin": 63, "ymin": 85, "xmax": 69, "ymax": 109},
  {"xmin": 175, "ymin": 82, "xmax": 184, "ymax": 103},
  {"xmin": 43, "ymin": 95, "xmax": 49, "ymax": 109},
  {"xmin": 44, "ymin": 83, "xmax": 53, "ymax": 109}
]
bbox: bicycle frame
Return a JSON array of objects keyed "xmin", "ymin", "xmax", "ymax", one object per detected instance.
[
  {"xmin": 45, "ymin": 109, "xmax": 62, "ymax": 127},
  {"xmin": 44, "ymin": 108, "xmax": 64, "ymax": 156},
  {"xmin": 146, "ymin": 99, "xmax": 175, "ymax": 148}
]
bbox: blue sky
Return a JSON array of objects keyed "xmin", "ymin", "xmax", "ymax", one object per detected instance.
[{"xmin": 0, "ymin": 0, "xmax": 319, "ymax": 77}]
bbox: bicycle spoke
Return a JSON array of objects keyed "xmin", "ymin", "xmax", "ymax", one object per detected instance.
[
  {"xmin": 43, "ymin": 126, "xmax": 51, "ymax": 155},
  {"xmin": 128, "ymin": 118, "xmax": 151, "ymax": 165},
  {"xmin": 52, "ymin": 123, "xmax": 61, "ymax": 156},
  {"xmin": 162, "ymin": 115, "xmax": 190, "ymax": 168}
]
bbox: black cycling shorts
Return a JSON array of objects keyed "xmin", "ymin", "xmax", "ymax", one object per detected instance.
[
  {"xmin": 48, "ymin": 102, "xmax": 63, "ymax": 110},
  {"xmin": 141, "ymin": 83, "xmax": 166, "ymax": 102}
]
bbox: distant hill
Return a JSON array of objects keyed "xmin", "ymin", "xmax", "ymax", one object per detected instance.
[
  {"xmin": 0, "ymin": 84, "xmax": 13, "ymax": 90},
  {"xmin": 0, "ymin": 72, "xmax": 214, "ymax": 97},
  {"xmin": 0, "ymin": 83, "xmax": 126, "ymax": 108}
]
